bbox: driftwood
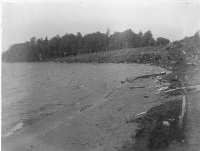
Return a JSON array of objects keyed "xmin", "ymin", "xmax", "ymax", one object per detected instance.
[
  {"xmin": 80, "ymin": 104, "xmax": 93, "ymax": 112},
  {"xmin": 155, "ymin": 84, "xmax": 200, "ymax": 95},
  {"xmin": 130, "ymin": 86, "xmax": 145, "ymax": 89},
  {"xmin": 126, "ymin": 111, "xmax": 147, "ymax": 123},
  {"xmin": 126, "ymin": 72, "xmax": 166, "ymax": 83}
]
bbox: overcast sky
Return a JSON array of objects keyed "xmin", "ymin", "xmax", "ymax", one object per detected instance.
[{"xmin": 2, "ymin": 1, "xmax": 200, "ymax": 52}]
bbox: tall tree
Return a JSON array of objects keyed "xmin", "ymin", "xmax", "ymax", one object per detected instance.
[{"xmin": 143, "ymin": 30, "xmax": 155, "ymax": 46}]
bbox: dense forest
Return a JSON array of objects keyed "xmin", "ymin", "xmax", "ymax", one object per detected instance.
[{"xmin": 2, "ymin": 29, "xmax": 170, "ymax": 62}]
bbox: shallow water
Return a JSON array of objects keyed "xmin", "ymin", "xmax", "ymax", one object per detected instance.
[{"xmin": 2, "ymin": 62, "xmax": 164, "ymax": 137}]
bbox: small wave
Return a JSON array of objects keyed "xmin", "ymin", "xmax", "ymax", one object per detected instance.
[{"xmin": 2, "ymin": 121, "xmax": 23, "ymax": 138}]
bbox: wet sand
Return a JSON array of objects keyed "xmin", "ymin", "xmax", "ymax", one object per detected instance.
[
  {"xmin": 2, "ymin": 65, "xmax": 168, "ymax": 151},
  {"xmin": 2, "ymin": 64, "xmax": 200, "ymax": 151}
]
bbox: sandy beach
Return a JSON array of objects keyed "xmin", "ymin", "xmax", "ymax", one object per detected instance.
[
  {"xmin": 2, "ymin": 63, "xmax": 200, "ymax": 151},
  {"xmin": 2, "ymin": 65, "xmax": 168, "ymax": 151}
]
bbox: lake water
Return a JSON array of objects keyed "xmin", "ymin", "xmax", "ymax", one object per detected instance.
[{"xmin": 2, "ymin": 62, "xmax": 164, "ymax": 137}]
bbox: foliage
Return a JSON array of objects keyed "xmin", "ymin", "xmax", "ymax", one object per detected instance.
[
  {"xmin": 2, "ymin": 29, "xmax": 171, "ymax": 62},
  {"xmin": 156, "ymin": 37, "xmax": 170, "ymax": 46}
]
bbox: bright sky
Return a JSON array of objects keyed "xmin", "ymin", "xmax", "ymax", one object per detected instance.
[{"xmin": 2, "ymin": 0, "xmax": 200, "ymax": 52}]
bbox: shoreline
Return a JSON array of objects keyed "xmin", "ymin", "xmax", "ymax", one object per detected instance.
[
  {"xmin": 2, "ymin": 35, "xmax": 200, "ymax": 150},
  {"xmin": 2, "ymin": 62, "xmax": 200, "ymax": 151},
  {"xmin": 2, "ymin": 64, "xmax": 170, "ymax": 151}
]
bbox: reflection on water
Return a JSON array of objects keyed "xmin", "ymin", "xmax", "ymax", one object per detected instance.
[{"xmin": 2, "ymin": 62, "xmax": 164, "ymax": 137}]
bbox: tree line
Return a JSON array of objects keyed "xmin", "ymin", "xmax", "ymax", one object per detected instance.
[{"xmin": 2, "ymin": 29, "xmax": 170, "ymax": 62}]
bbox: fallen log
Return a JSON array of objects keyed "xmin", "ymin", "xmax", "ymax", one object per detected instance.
[{"xmin": 126, "ymin": 72, "xmax": 167, "ymax": 83}]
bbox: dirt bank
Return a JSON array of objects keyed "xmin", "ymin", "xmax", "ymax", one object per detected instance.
[
  {"xmin": 48, "ymin": 46, "xmax": 165, "ymax": 64},
  {"xmin": 131, "ymin": 64, "xmax": 200, "ymax": 151}
]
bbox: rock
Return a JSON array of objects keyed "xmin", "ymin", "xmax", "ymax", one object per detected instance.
[
  {"xmin": 121, "ymin": 81, "xmax": 126, "ymax": 84},
  {"xmin": 163, "ymin": 121, "xmax": 170, "ymax": 126}
]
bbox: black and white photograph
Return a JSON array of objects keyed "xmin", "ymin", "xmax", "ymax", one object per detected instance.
[{"xmin": 1, "ymin": 0, "xmax": 200, "ymax": 150}]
